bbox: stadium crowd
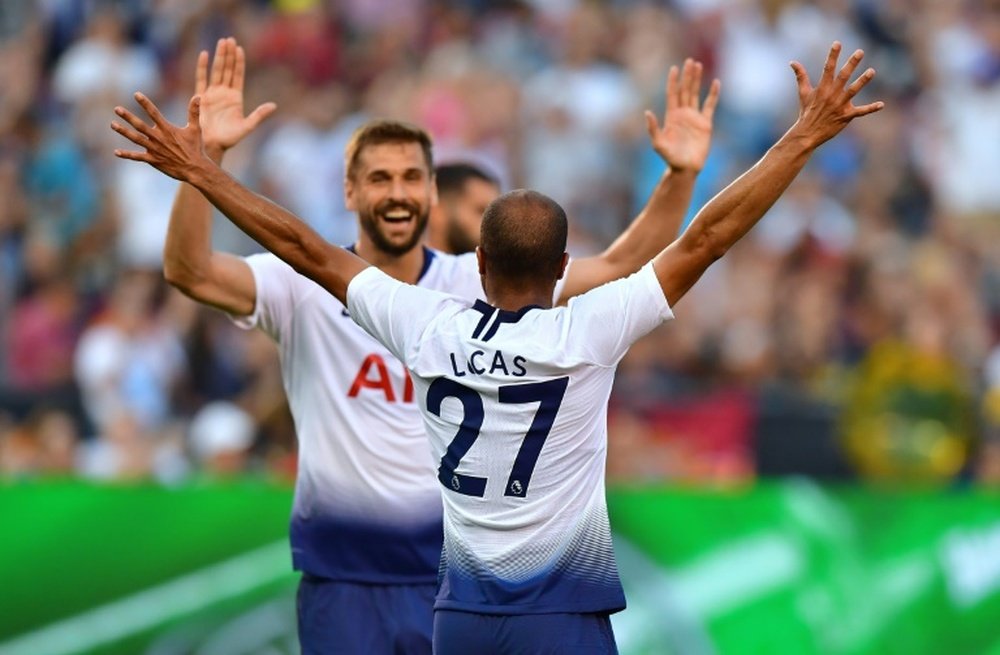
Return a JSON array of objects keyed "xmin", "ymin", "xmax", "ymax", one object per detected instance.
[{"xmin": 1, "ymin": 0, "xmax": 998, "ymax": 486}]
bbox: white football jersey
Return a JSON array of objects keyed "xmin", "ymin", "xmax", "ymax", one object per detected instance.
[
  {"xmin": 348, "ymin": 262, "xmax": 673, "ymax": 614},
  {"xmin": 235, "ymin": 248, "xmax": 569, "ymax": 584}
]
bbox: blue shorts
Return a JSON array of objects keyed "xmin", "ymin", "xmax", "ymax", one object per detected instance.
[
  {"xmin": 433, "ymin": 610, "xmax": 618, "ymax": 654},
  {"xmin": 296, "ymin": 574, "xmax": 435, "ymax": 654}
]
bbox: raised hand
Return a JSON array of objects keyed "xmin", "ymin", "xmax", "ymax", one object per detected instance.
[
  {"xmin": 196, "ymin": 37, "xmax": 276, "ymax": 154},
  {"xmin": 112, "ymin": 93, "xmax": 208, "ymax": 182},
  {"xmin": 644, "ymin": 59, "xmax": 720, "ymax": 173},
  {"xmin": 788, "ymin": 41, "xmax": 884, "ymax": 149}
]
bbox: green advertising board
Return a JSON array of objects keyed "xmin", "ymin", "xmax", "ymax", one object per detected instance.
[
  {"xmin": 2, "ymin": 480, "xmax": 999, "ymax": 654},
  {"xmin": 0, "ymin": 481, "xmax": 299, "ymax": 655},
  {"xmin": 609, "ymin": 481, "xmax": 1000, "ymax": 655}
]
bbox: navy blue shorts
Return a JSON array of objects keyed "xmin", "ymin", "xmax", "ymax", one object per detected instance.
[
  {"xmin": 296, "ymin": 574, "xmax": 435, "ymax": 654},
  {"xmin": 433, "ymin": 610, "xmax": 619, "ymax": 654}
]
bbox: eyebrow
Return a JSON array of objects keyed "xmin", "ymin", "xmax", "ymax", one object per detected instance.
[{"xmin": 366, "ymin": 167, "xmax": 427, "ymax": 178}]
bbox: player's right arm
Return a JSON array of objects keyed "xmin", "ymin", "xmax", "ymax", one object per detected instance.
[
  {"xmin": 162, "ymin": 37, "xmax": 276, "ymax": 316},
  {"xmin": 652, "ymin": 42, "xmax": 883, "ymax": 306},
  {"xmin": 113, "ymin": 92, "xmax": 368, "ymax": 305}
]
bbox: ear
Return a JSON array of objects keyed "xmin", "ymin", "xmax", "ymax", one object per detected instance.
[
  {"xmin": 429, "ymin": 172, "xmax": 439, "ymax": 207},
  {"xmin": 476, "ymin": 246, "xmax": 486, "ymax": 276},
  {"xmin": 556, "ymin": 252, "xmax": 569, "ymax": 280},
  {"xmin": 344, "ymin": 175, "xmax": 356, "ymax": 212}
]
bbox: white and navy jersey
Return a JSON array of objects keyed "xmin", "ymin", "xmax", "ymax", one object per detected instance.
[
  {"xmin": 347, "ymin": 262, "xmax": 673, "ymax": 614},
  {"xmin": 234, "ymin": 247, "xmax": 569, "ymax": 584}
]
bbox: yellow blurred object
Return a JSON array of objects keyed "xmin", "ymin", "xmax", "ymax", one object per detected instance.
[
  {"xmin": 274, "ymin": 0, "xmax": 320, "ymax": 14},
  {"xmin": 842, "ymin": 340, "xmax": 975, "ymax": 483},
  {"xmin": 983, "ymin": 387, "xmax": 1000, "ymax": 425}
]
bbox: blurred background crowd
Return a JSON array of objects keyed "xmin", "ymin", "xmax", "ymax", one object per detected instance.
[{"xmin": 1, "ymin": 0, "xmax": 998, "ymax": 487}]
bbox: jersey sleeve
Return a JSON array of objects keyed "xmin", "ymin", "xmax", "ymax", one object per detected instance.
[
  {"xmin": 229, "ymin": 253, "xmax": 306, "ymax": 342},
  {"xmin": 346, "ymin": 267, "xmax": 452, "ymax": 366},
  {"xmin": 566, "ymin": 261, "xmax": 673, "ymax": 367}
]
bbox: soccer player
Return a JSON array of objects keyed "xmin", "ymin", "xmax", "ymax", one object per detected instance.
[
  {"xmin": 113, "ymin": 40, "xmax": 882, "ymax": 652},
  {"xmin": 155, "ymin": 37, "xmax": 716, "ymax": 652},
  {"xmin": 427, "ymin": 162, "xmax": 501, "ymax": 254}
]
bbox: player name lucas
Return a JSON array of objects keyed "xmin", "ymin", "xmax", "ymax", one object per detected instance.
[{"xmin": 449, "ymin": 349, "xmax": 528, "ymax": 378}]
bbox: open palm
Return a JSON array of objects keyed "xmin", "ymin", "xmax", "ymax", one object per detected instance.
[
  {"xmin": 645, "ymin": 59, "xmax": 720, "ymax": 173},
  {"xmin": 196, "ymin": 38, "xmax": 276, "ymax": 152}
]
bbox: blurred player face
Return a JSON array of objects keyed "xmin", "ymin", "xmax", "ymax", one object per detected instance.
[
  {"xmin": 435, "ymin": 177, "xmax": 500, "ymax": 254},
  {"xmin": 345, "ymin": 142, "xmax": 436, "ymax": 256}
]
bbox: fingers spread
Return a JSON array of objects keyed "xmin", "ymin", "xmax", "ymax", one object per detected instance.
[
  {"xmin": 702, "ymin": 78, "xmax": 721, "ymax": 120},
  {"xmin": 836, "ymin": 49, "xmax": 865, "ymax": 88},
  {"xmin": 222, "ymin": 37, "xmax": 237, "ymax": 87},
  {"xmin": 195, "ymin": 50, "xmax": 209, "ymax": 95},
  {"xmin": 790, "ymin": 61, "xmax": 811, "ymax": 100},
  {"xmin": 114, "ymin": 105, "xmax": 154, "ymax": 136},
  {"xmin": 113, "ymin": 149, "xmax": 153, "ymax": 163},
  {"xmin": 134, "ymin": 92, "xmax": 168, "ymax": 128},
  {"xmin": 247, "ymin": 102, "xmax": 278, "ymax": 129},
  {"xmin": 644, "ymin": 109, "xmax": 659, "ymax": 140},
  {"xmin": 209, "ymin": 38, "xmax": 226, "ymax": 86},
  {"xmin": 111, "ymin": 120, "xmax": 149, "ymax": 148},
  {"xmin": 666, "ymin": 65, "xmax": 679, "ymax": 111},
  {"xmin": 845, "ymin": 67, "xmax": 876, "ymax": 99},
  {"xmin": 820, "ymin": 41, "xmax": 842, "ymax": 85},
  {"xmin": 852, "ymin": 100, "xmax": 885, "ymax": 117},
  {"xmin": 234, "ymin": 45, "xmax": 246, "ymax": 91},
  {"xmin": 188, "ymin": 95, "xmax": 202, "ymax": 126},
  {"xmin": 679, "ymin": 58, "xmax": 693, "ymax": 107}
]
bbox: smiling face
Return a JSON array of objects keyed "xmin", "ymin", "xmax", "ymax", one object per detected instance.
[{"xmin": 345, "ymin": 141, "xmax": 437, "ymax": 257}]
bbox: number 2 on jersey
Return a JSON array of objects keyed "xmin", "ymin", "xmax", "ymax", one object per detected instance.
[{"xmin": 427, "ymin": 376, "xmax": 569, "ymax": 498}]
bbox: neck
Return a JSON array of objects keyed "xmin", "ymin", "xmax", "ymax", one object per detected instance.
[
  {"xmin": 355, "ymin": 239, "xmax": 426, "ymax": 284},
  {"xmin": 485, "ymin": 285, "xmax": 555, "ymax": 312}
]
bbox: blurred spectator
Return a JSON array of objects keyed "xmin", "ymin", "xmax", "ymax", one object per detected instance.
[
  {"xmin": 255, "ymin": 0, "xmax": 341, "ymax": 87},
  {"xmin": 0, "ymin": 407, "xmax": 79, "ymax": 477},
  {"xmin": 519, "ymin": 3, "xmax": 641, "ymax": 242},
  {"xmin": 14, "ymin": 109, "xmax": 101, "ymax": 254},
  {"xmin": 0, "ymin": 0, "xmax": 998, "ymax": 486},
  {"xmin": 4, "ymin": 229, "xmax": 82, "ymax": 394},
  {"xmin": 73, "ymin": 269, "xmax": 186, "ymax": 439},
  {"xmin": 188, "ymin": 400, "xmax": 256, "ymax": 478},
  {"xmin": 257, "ymin": 81, "xmax": 362, "ymax": 246}
]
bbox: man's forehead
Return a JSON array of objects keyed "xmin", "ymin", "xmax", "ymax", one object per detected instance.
[
  {"xmin": 465, "ymin": 176, "xmax": 501, "ymax": 197},
  {"xmin": 356, "ymin": 141, "xmax": 430, "ymax": 174}
]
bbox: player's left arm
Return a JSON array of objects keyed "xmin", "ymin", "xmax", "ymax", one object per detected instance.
[
  {"xmin": 112, "ymin": 93, "xmax": 367, "ymax": 304},
  {"xmin": 558, "ymin": 59, "xmax": 720, "ymax": 303}
]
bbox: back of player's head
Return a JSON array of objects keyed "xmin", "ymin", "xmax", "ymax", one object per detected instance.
[
  {"xmin": 435, "ymin": 162, "xmax": 499, "ymax": 198},
  {"xmin": 480, "ymin": 189, "xmax": 567, "ymax": 282},
  {"xmin": 345, "ymin": 119, "xmax": 434, "ymax": 181}
]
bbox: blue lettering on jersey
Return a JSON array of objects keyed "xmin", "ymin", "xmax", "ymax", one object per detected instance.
[
  {"xmin": 469, "ymin": 350, "xmax": 486, "ymax": 375},
  {"xmin": 449, "ymin": 353, "xmax": 466, "ymax": 377},
  {"xmin": 490, "ymin": 350, "xmax": 509, "ymax": 375},
  {"xmin": 449, "ymin": 349, "xmax": 528, "ymax": 378}
]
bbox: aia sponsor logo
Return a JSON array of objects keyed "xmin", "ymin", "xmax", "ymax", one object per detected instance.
[{"xmin": 347, "ymin": 354, "xmax": 414, "ymax": 403}]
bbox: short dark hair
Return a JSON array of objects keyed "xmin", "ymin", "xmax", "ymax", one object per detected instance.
[
  {"xmin": 435, "ymin": 162, "xmax": 499, "ymax": 197},
  {"xmin": 344, "ymin": 119, "xmax": 434, "ymax": 181},
  {"xmin": 480, "ymin": 190, "xmax": 567, "ymax": 282}
]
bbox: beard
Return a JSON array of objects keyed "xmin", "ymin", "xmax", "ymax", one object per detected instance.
[{"xmin": 357, "ymin": 199, "xmax": 430, "ymax": 256}]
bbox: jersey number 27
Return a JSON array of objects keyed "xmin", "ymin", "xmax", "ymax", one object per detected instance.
[{"xmin": 427, "ymin": 376, "xmax": 569, "ymax": 499}]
